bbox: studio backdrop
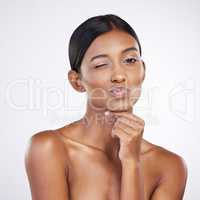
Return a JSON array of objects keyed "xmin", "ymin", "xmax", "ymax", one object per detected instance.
[{"xmin": 0, "ymin": 0, "xmax": 199, "ymax": 199}]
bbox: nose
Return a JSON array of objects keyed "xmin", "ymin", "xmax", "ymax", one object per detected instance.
[{"xmin": 111, "ymin": 65, "xmax": 127, "ymax": 83}]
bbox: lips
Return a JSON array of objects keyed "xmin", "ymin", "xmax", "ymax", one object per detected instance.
[{"xmin": 108, "ymin": 86, "xmax": 130, "ymax": 98}]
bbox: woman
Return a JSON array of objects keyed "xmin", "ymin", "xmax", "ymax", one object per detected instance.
[{"xmin": 25, "ymin": 14, "xmax": 188, "ymax": 200}]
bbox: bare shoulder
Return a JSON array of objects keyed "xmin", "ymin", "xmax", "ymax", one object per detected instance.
[
  {"xmin": 143, "ymin": 139, "xmax": 187, "ymax": 179},
  {"xmin": 149, "ymin": 143, "xmax": 188, "ymax": 189},
  {"xmin": 144, "ymin": 143, "xmax": 188, "ymax": 199},
  {"xmin": 143, "ymin": 139, "xmax": 187, "ymax": 169},
  {"xmin": 25, "ymin": 130, "xmax": 70, "ymax": 199},
  {"xmin": 25, "ymin": 130, "xmax": 68, "ymax": 168},
  {"xmin": 153, "ymin": 145, "xmax": 187, "ymax": 173},
  {"xmin": 26, "ymin": 130, "xmax": 67, "ymax": 151}
]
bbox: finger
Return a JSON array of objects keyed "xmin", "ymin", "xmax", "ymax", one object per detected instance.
[
  {"xmin": 104, "ymin": 111, "xmax": 118, "ymax": 122},
  {"xmin": 117, "ymin": 117, "xmax": 144, "ymax": 131},
  {"xmin": 113, "ymin": 112, "xmax": 143, "ymax": 124},
  {"xmin": 115, "ymin": 119, "xmax": 141, "ymax": 135},
  {"xmin": 111, "ymin": 112, "xmax": 145, "ymax": 126},
  {"xmin": 112, "ymin": 126, "xmax": 131, "ymax": 142}
]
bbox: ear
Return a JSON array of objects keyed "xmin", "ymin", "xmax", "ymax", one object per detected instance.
[
  {"xmin": 68, "ymin": 70, "xmax": 86, "ymax": 92},
  {"xmin": 142, "ymin": 60, "xmax": 146, "ymax": 82}
]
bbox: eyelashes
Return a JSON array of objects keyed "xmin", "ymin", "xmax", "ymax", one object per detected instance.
[
  {"xmin": 124, "ymin": 57, "xmax": 138, "ymax": 64},
  {"xmin": 95, "ymin": 64, "xmax": 107, "ymax": 68},
  {"xmin": 94, "ymin": 57, "xmax": 140, "ymax": 68}
]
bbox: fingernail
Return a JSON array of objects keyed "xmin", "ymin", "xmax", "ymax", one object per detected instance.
[{"xmin": 104, "ymin": 111, "xmax": 110, "ymax": 116}]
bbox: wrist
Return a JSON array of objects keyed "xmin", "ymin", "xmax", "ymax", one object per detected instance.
[{"xmin": 121, "ymin": 158, "xmax": 141, "ymax": 168}]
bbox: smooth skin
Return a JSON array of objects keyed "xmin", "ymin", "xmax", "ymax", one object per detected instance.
[{"xmin": 25, "ymin": 29, "xmax": 188, "ymax": 200}]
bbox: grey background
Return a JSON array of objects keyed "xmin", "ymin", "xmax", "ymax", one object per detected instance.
[{"xmin": 0, "ymin": 0, "xmax": 200, "ymax": 199}]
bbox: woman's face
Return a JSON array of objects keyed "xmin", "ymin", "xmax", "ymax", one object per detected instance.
[{"xmin": 79, "ymin": 29, "xmax": 145, "ymax": 112}]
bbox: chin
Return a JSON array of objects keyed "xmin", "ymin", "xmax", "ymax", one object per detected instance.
[{"xmin": 106, "ymin": 100, "xmax": 133, "ymax": 112}]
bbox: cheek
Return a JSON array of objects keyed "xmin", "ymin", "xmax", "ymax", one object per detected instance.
[
  {"xmin": 81, "ymin": 72, "xmax": 109, "ymax": 98},
  {"xmin": 128, "ymin": 69, "xmax": 144, "ymax": 100},
  {"xmin": 129, "ymin": 66, "xmax": 145, "ymax": 86},
  {"xmin": 82, "ymin": 71, "xmax": 108, "ymax": 89}
]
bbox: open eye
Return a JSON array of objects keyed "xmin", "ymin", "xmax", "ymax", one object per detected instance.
[{"xmin": 124, "ymin": 57, "xmax": 138, "ymax": 64}]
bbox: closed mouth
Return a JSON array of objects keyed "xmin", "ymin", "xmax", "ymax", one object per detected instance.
[{"xmin": 108, "ymin": 86, "xmax": 130, "ymax": 98}]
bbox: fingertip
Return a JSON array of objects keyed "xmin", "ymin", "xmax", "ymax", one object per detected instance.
[{"xmin": 104, "ymin": 111, "xmax": 110, "ymax": 116}]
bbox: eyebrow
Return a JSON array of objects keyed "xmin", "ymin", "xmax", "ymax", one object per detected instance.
[{"xmin": 90, "ymin": 46, "xmax": 138, "ymax": 62}]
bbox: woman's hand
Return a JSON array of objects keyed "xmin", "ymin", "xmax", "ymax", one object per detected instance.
[{"xmin": 106, "ymin": 111, "xmax": 145, "ymax": 163}]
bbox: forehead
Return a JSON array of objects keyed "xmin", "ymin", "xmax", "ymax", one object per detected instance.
[{"xmin": 83, "ymin": 30, "xmax": 140, "ymax": 61}]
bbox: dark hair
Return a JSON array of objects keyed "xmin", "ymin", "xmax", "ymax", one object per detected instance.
[{"xmin": 68, "ymin": 14, "xmax": 143, "ymax": 73}]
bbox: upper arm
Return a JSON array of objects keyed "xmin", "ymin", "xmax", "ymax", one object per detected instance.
[
  {"xmin": 151, "ymin": 154, "xmax": 188, "ymax": 200},
  {"xmin": 25, "ymin": 131, "xmax": 70, "ymax": 200}
]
